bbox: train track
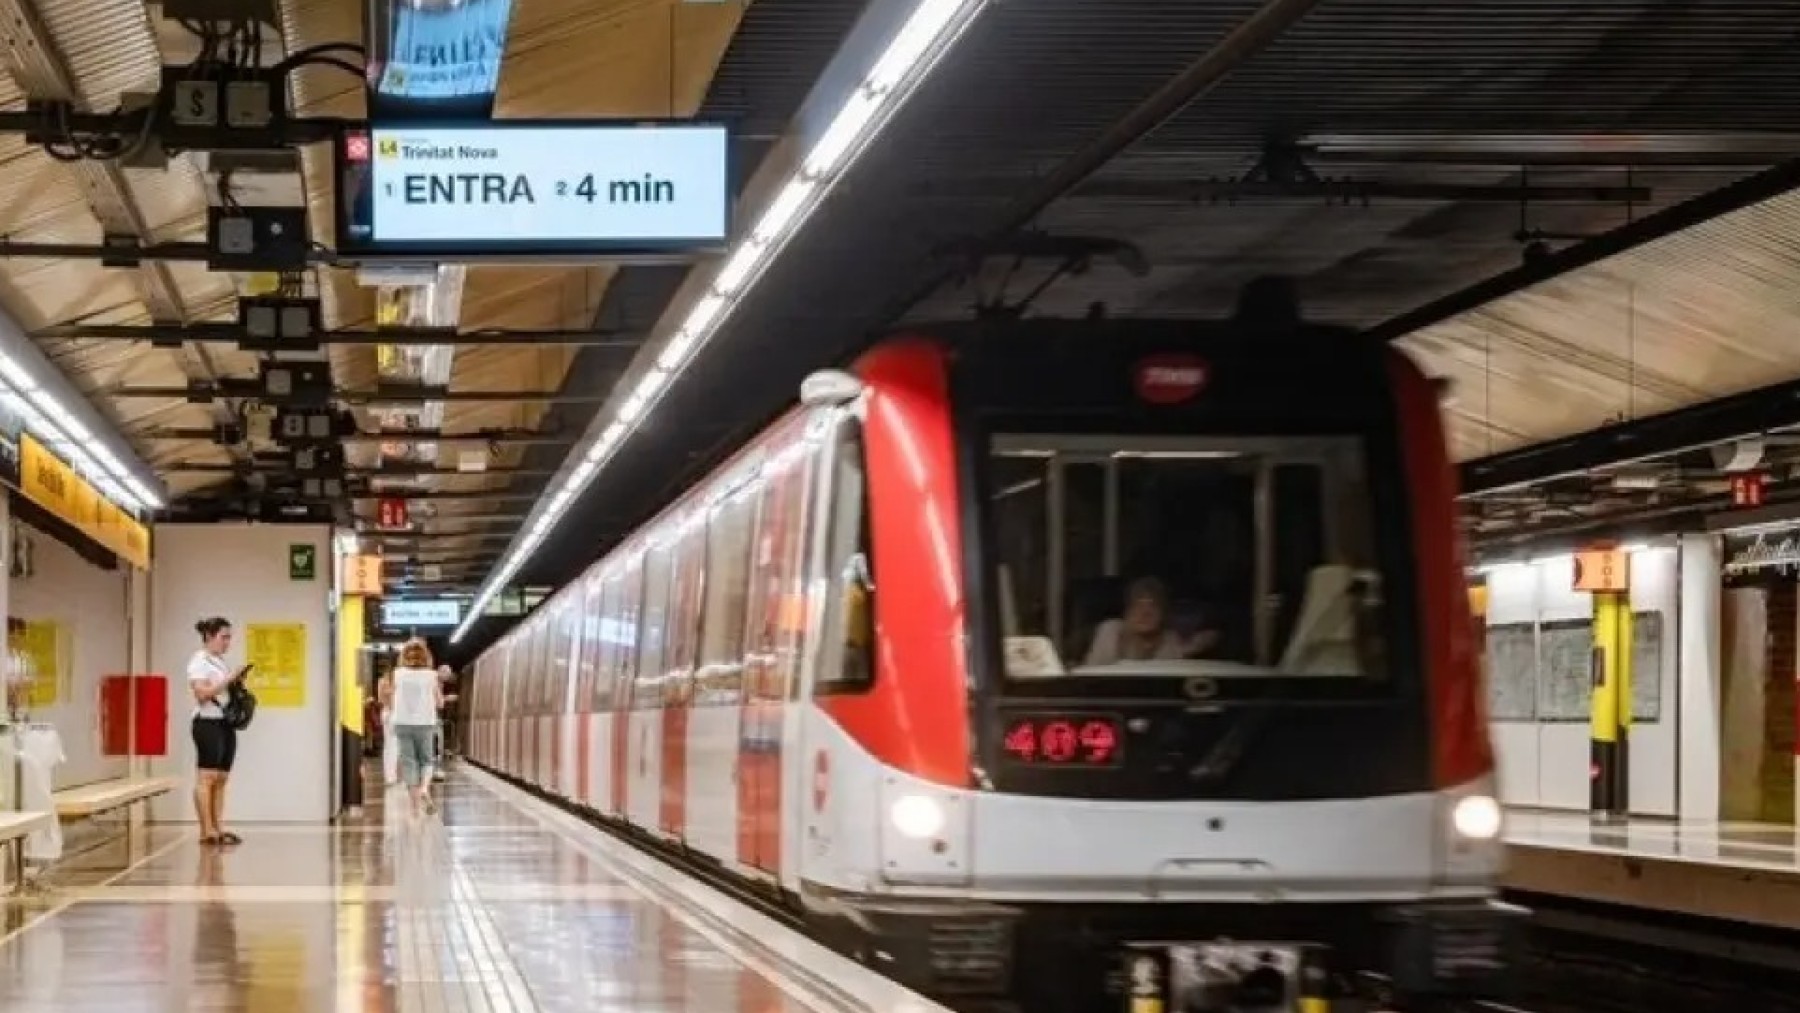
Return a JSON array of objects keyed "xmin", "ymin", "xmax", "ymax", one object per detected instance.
[
  {"xmin": 1492, "ymin": 890, "xmax": 1800, "ymax": 1013},
  {"xmin": 476, "ymin": 761, "xmax": 1800, "ymax": 1013}
]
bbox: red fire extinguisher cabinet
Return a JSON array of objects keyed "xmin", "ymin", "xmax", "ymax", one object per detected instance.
[{"xmin": 100, "ymin": 674, "xmax": 168, "ymax": 757}]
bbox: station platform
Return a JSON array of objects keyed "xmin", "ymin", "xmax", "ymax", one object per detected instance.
[
  {"xmin": 1505, "ymin": 809, "xmax": 1800, "ymax": 932},
  {"xmin": 0, "ymin": 766, "xmax": 945, "ymax": 1013}
]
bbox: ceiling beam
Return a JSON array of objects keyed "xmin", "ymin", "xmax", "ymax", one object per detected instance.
[
  {"xmin": 137, "ymin": 427, "xmax": 575, "ymax": 446},
  {"xmin": 1369, "ymin": 156, "xmax": 1800, "ymax": 343},
  {"xmin": 1459, "ymin": 370, "xmax": 1800, "ymax": 496},
  {"xmin": 35, "ymin": 323, "xmax": 640, "ymax": 347},
  {"xmin": 162, "ymin": 463, "xmax": 556, "ymax": 477},
  {"xmin": 109, "ymin": 386, "xmax": 608, "ymax": 405},
  {"xmin": 0, "ymin": 0, "xmax": 253, "ymax": 476}
]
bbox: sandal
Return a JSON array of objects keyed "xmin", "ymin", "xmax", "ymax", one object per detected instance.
[
  {"xmin": 218, "ymin": 832, "xmax": 242, "ymax": 845},
  {"xmin": 199, "ymin": 835, "xmax": 222, "ymax": 846}
]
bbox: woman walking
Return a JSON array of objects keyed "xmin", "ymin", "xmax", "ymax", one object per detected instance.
[{"xmin": 389, "ymin": 640, "xmax": 445, "ymax": 816}]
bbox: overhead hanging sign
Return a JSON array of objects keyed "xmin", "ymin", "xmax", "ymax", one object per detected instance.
[
  {"xmin": 1725, "ymin": 532, "xmax": 1800, "ymax": 574},
  {"xmin": 344, "ymin": 554, "xmax": 384, "ymax": 596},
  {"xmin": 336, "ymin": 122, "xmax": 730, "ymax": 260},
  {"xmin": 18, "ymin": 435, "xmax": 150, "ymax": 569},
  {"xmin": 381, "ymin": 599, "xmax": 462, "ymax": 628},
  {"xmin": 374, "ymin": 0, "xmax": 512, "ymax": 102},
  {"xmin": 1571, "ymin": 546, "xmax": 1629, "ymax": 593}
]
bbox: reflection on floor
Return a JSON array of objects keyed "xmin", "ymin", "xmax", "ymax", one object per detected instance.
[
  {"xmin": 1508, "ymin": 808, "xmax": 1800, "ymax": 873},
  {"xmin": 0, "ymin": 765, "xmax": 807, "ymax": 1012}
]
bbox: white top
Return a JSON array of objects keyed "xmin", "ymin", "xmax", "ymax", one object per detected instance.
[
  {"xmin": 187, "ymin": 650, "xmax": 231, "ymax": 719},
  {"xmin": 1084, "ymin": 620, "xmax": 1188, "ymax": 666},
  {"xmin": 389, "ymin": 666, "xmax": 439, "ymax": 727}
]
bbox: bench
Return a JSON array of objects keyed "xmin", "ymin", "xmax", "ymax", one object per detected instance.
[
  {"xmin": 53, "ymin": 776, "xmax": 178, "ymax": 821},
  {"xmin": 0, "ymin": 810, "xmax": 52, "ymax": 894}
]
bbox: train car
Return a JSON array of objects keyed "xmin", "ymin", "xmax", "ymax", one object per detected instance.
[{"xmin": 468, "ymin": 314, "xmax": 1515, "ymax": 1012}]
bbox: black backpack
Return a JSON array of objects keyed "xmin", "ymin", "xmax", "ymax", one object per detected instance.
[{"xmin": 224, "ymin": 679, "xmax": 258, "ymax": 731}]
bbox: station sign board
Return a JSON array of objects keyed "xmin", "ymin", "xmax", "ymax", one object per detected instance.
[
  {"xmin": 344, "ymin": 553, "xmax": 384, "ymax": 596},
  {"xmin": 335, "ymin": 121, "xmax": 730, "ymax": 261},
  {"xmin": 380, "ymin": 598, "xmax": 462, "ymax": 628},
  {"xmin": 18, "ymin": 435, "xmax": 150, "ymax": 570},
  {"xmin": 1571, "ymin": 546, "xmax": 1629, "ymax": 594}
]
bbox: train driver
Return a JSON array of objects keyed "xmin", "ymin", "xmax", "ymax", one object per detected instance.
[{"xmin": 1083, "ymin": 576, "xmax": 1218, "ymax": 666}]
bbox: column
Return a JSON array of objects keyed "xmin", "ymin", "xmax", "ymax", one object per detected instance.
[
  {"xmin": 1590, "ymin": 588, "xmax": 1633, "ymax": 818},
  {"xmin": 336, "ymin": 593, "xmax": 366, "ymax": 815},
  {"xmin": 1677, "ymin": 534, "xmax": 1722, "ymax": 823}
]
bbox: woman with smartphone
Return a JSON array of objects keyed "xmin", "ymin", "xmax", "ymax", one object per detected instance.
[{"xmin": 188, "ymin": 617, "xmax": 247, "ymax": 846}]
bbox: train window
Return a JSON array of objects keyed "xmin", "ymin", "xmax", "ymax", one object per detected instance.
[
  {"xmin": 990, "ymin": 434, "xmax": 1387, "ymax": 683},
  {"xmin": 816, "ymin": 424, "xmax": 875, "ymax": 696},
  {"xmin": 696, "ymin": 484, "xmax": 756, "ymax": 704},
  {"xmin": 634, "ymin": 542, "xmax": 673, "ymax": 708}
]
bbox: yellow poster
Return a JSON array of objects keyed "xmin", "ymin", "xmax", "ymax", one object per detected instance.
[
  {"xmin": 244, "ymin": 623, "xmax": 307, "ymax": 709},
  {"xmin": 9, "ymin": 620, "xmax": 62, "ymax": 708}
]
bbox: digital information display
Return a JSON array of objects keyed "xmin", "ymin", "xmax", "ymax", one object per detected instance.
[
  {"xmin": 336, "ymin": 122, "xmax": 730, "ymax": 260},
  {"xmin": 381, "ymin": 599, "xmax": 462, "ymax": 628},
  {"xmin": 1000, "ymin": 713, "xmax": 1124, "ymax": 768}
]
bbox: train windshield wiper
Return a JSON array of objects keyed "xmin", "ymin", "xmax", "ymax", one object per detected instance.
[{"xmin": 1189, "ymin": 704, "xmax": 1275, "ymax": 785}]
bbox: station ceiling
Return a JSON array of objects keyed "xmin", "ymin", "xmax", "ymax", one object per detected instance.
[{"xmin": 0, "ymin": 0, "xmax": 1797, "ymax": 624}]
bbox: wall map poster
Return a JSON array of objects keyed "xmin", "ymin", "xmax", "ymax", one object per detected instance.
[
  {"xmin": 1483, "ymin": 611, "xmax": 1664, "ymax": 724},
  {"xmin": 244, "ymin": 623, "xmax": 307, "ymax": 709}
]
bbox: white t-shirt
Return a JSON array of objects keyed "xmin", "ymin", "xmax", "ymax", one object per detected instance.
[
  {"xmin": 389, "ymin": 667, "xmax": 439, "ymax": 728},
  {"xmin": 1083, "ymin": 620, "xmax": 1189, "ymax": 666},
  {"xmin": 187, "ymin": 650, "xmax": 231, "ymax": 719}
]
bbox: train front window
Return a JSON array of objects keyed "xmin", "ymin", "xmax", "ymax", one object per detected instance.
[{"xmin": 989, "ymin": 434, "xmax": 1388, "ymax": 682}]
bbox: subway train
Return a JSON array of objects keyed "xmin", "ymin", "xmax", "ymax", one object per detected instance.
[{"xmin": 467, "ymin": 314, "xmax": 1516, "ymax": 1012}]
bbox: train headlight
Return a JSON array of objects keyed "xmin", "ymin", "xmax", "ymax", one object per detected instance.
[
  {"xmin": 889, "ymin": 794, "xmax": 947, "ymax": 839},
  {"xmin": 1451, "ymin": 793, "xmax": 1502, "ymax": 841}
]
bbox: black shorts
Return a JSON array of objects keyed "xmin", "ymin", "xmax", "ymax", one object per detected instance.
[{"xmin": 193, "ymin": 718, "xmax": 238, "ymax": 772}]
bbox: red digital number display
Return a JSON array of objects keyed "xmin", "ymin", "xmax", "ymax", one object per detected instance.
[{"xmin": 1001, "ymin": 714, "xmax": 1123, "ymax": 767}]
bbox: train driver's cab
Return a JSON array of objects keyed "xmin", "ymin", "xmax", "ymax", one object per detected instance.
[{"xmin": 990, "ymin": 434, "xmax": 1387, "ymax": 684}]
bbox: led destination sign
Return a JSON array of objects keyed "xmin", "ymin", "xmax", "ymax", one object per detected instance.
[{"xmin": 337, "ymin": 122, "xmax": 730, "ymax": 259}]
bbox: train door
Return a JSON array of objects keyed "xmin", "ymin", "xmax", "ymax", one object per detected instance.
[
  {"xmin": 574, "ymin": 571, "xmax": 604, "ymax": 808},
  {"xmin": 609, "ymin": 553, "xmax": 643, "ymax": 819},
  {"xmin": 522, "ymin": 619, "xmax": 543, "ymax": 780},
  {"xmin": 505, "ymin": 633, "xmax": 525, "ymax": 777},
  {"xmin": 628, "ymin": 542, "xmax": 674, "ymax": 833},
  {"xmin": 739, "ymin": 427, "xmax": 820, "ymax": 875},
  {"xmin": 489, "ymin": 642, "xmax": 507, "ymax": 768},
  {"xmin": 495, "ymin": 640, "xmax": 513, "ymax": 772},
  {"xmin": 689, "ymin": 479, "xmax": 756, "ymax": 863},
  {"xmin": 791, "ymin": 415, "xmax": 872, "ymax": 888},
  {"xmin": 538, "ymin": 610, "xmax": 559, "ymax": 788},
  {"xmin": 555, "ymin": 594, "xmax": 583, "ymax": 800},
  {"xmin": 470, "ymin": 655, "xmax": 485, "ymax": 764},
  {"xmin": 514, "ymin": 615, "xmax": 532, "ymax": 780},
  {"xmin": 503, "ymin": 625, "xmax": 520, "ymax": 775},
  {"xmin": 659, "ymin": 517, "xmax": 706, "ymax": 839}
]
